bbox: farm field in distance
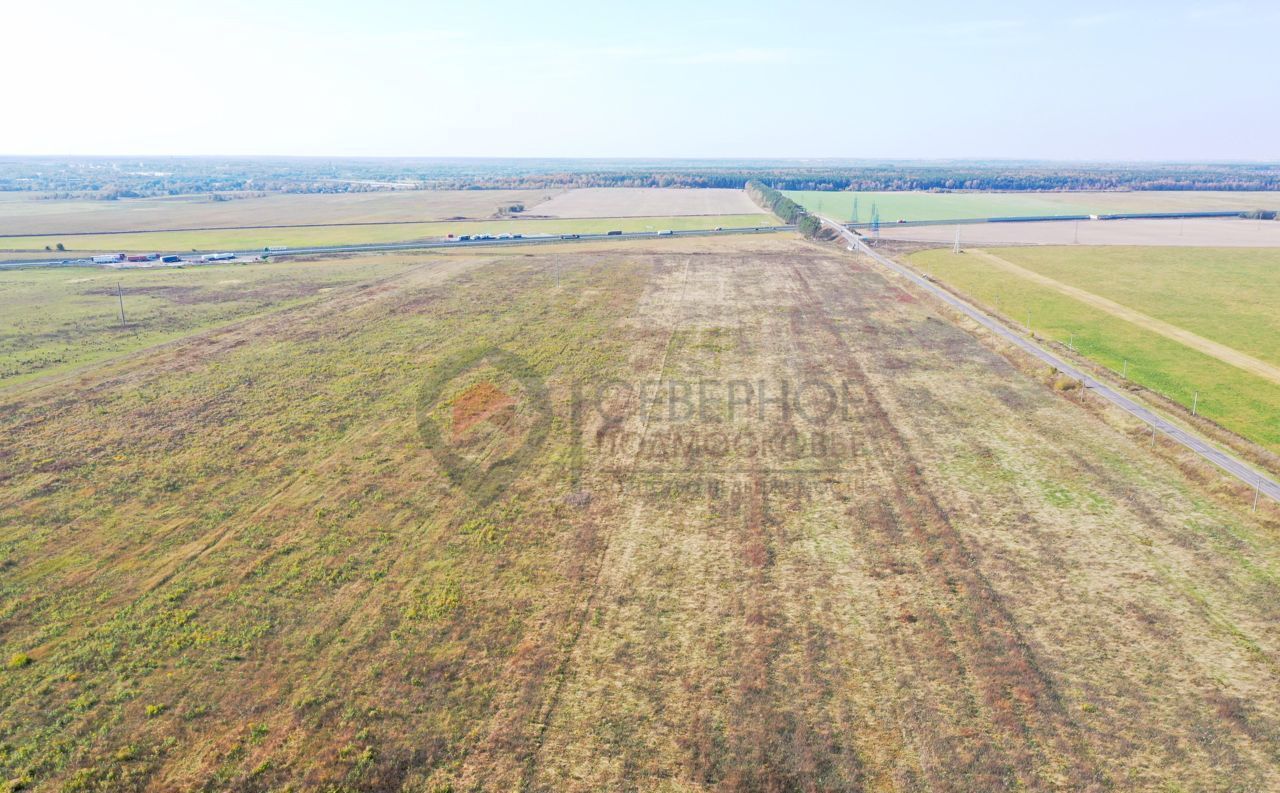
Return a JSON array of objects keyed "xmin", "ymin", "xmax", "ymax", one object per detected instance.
[
  {"xmin": 530, "ymin": 186, "xmax": 763, "ymax": 217},
  {"xmin": 785, "ymin": 189, "xmax": 1280, "ymax": 223},
  {"xmin": 911, "ymin": 244, "xmax": 1280, "ymax": 451},
  {"xmin": 0, "ymin": 187, "xmax": 770, "ymax": 239},
  {"xmin": 2, "ymin": 235, "xmax": 1278, "ymax": 790},
  {"xmin": 875, "ymin": 216, "xmax": 1280, "ymax": 247},
  {"xmin": 0, "ymin": 213, "xmax": 776, "ymax": 254},
  {"xmin": 0, "ymin": 190, "xmax": 565, "ymax": 236}
]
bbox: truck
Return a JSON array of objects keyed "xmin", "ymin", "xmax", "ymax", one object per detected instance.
[
  {"xmin": 264, "ymin": 246, "xmax": 289, "ymax": 252},
  {"xmin": 200, "ymin": 252, "xmax": 236, "ymax": 262},
  {"xmin": 92, "ymin": 253, "xmax": 124, "ymax": 264},
  {"xmin": 657, "ymin": 229, "xmax": 673, "ymax": 236},
  {"xmin": 161, "ymin": 255, "xmax": 182, "ymax": 264},
  {"xmin": 607, "ymin": 230, "xmax": 622, "ymax": 236},
  {"xmin": 126, "ymin": 253, "xmax": 159, "ymax": 262}
]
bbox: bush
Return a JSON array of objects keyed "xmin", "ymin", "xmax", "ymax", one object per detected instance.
[{"xmin": 5, "ymin": 653, "xmax": 31, "ymax": 670}]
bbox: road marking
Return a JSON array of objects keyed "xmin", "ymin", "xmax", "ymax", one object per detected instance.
[{"xmin": 967, "ymin": 249, "xmax": 1280, "ymax": 386}]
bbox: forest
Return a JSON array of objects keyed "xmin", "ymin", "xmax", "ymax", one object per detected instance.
[{"xmin": 3, "ymin": 156, "xmax": 1279, "ymax": 198}]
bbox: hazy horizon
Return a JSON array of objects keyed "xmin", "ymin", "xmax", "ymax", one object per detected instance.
[{"xmin": 4, "ymin": 0, "xmax": 1278, "ymax": 161}]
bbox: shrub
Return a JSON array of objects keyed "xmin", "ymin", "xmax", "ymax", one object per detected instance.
[{"xmin": 5, "ymin": 653, "xmax": 31, "ymax": 670}]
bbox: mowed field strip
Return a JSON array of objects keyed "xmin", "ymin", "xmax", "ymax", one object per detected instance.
[{"xmin": 966, "ymin": 248, "xmax": 1280, "ymax": 385}]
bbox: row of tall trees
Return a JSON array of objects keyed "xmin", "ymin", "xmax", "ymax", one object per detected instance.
[{"xmin": 746, "ymin": 180, "xmax": 827, "ymax": 238}]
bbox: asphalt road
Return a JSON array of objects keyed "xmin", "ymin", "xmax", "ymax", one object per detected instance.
[
  {"xmin": 0, "ymin": 225, "xmax": 795, "ymax": 270},
  {"xmin": 818, "ymin": 215, "xmax": 1280, "ymax": 507}
]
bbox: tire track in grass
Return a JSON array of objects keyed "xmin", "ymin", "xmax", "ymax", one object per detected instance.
[
  {"xmin": 787, "ymin": 260, "xmax": 1110, "ymax": 791},
  {"xmin": 514, "ymin": 257, "xmax": 695, "ymax": 791}
]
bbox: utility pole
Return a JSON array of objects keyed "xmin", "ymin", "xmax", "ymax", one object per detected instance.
[
  {"xmin": 1026, "ymin": 309, "xmax": 1032, "ymax": 335},
  {"xmin": 1122, "ymin": 359, "xmax": 1128, "ymax": 378},
  {"xmin": 952, "ymin": 226, "xmax": 961, "ymax": 254},
  {"xmin": 852, "ymin": 196, "xmax": 859, "ymax": 224},
  {"xmin": 117, "ymin": 282, "xmax": 127, "ymax": 327},
  {"xmin": 1192, "ymin": 391, "xmax": 1199, "ymax": 416}
]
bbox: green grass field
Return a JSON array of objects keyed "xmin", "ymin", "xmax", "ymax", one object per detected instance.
[
  {"xmin": 911, "ymin": 246, "xmax": 1280, "ymax": 451},
  {"xmin": 0, "ymin": 214, "xmax": 775, "ymax": 254},
  {"xmin": 0, "ymin": 257, "xmax": 421, "ymax": 387},
  {"xmin": 786, "ymin": 190, "xmax": 1280, "ymax": 223}
]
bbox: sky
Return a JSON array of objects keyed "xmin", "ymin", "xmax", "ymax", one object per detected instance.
[{"xmin": 2, "ymin": 0, "xmax": 1277, "ymax": 160}]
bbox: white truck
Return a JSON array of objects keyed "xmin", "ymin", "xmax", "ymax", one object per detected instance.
[
  {"xmin": 92, "ymin": 253, "xmax": 125, "ymax": 264},
  {"xmin": 200, "ymin": 252, "xmax": 237, "ymax": 262}
]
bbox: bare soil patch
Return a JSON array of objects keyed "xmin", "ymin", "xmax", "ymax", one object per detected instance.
[{"xmin": 534, "ymin": 187, "xmax": 763, "ymax": 218}]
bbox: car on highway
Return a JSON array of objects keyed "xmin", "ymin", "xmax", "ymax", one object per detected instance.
[{"xmin": 560, "ymin": 234, "xmax": 580, "ymax": 240}]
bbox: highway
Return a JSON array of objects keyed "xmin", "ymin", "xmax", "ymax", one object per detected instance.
[
  {"xmin": 818, "ymin": 214, "xmax": 1280, "ymax": 507},
  {"xmin": 0, "ymin": 225, "xmax": 795, "ymax": 270}
]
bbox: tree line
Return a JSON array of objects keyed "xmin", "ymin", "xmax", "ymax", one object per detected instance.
[
  {"xmin": 4, "ymin": 157, "xmax": 1280, "ymax": 199},
  {"xmin": 746, "ymin": 180, "xmax": 828, "ymax": 238}
]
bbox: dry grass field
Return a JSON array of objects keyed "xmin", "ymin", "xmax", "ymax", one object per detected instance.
[
  {"xmin": 0, "ymin": 215, "xmax": 776, "ymax": 255},
  {"xmin": 1, "ymin": 236, "xmax": 1278, "ymax": 791},
  {"xmin": 0, "ymin": 191, "xmax": 564, "ymax": 236},
  {"xmin": 788, "ymin": 190, "xmax": 1280, "ymax": 224},
  {"xmin": 876, "ymin": 217, "xmax": 1280, "ymax": 247},
  {"xmin": 531, "ymin": 187, "xmax": 763, "ymax": 218},
  {"xmin": 0, "ymin": 188, "xmax": 765, "ymax": 241}
]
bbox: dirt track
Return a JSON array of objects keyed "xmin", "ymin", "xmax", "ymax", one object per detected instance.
[{"xmin": 967, "ymin": 248, "xmax": 1280, "ymax": 385}]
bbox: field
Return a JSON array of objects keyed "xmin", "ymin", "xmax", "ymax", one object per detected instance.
[
  {"xmin": 0, "ymin": 257, "xmax": 423, "ymax": 387},
  {"xmin": 911, "ymin": 245, "xmax": 1280, "ymax": 451},
  {"xmin": 876, "ymin": 217, "xmax": 1280, "ymax": 247},
  {"xmin": 531, "ymin": 187, "xmax": 762, "ymax": 217},
  {"xmin": 2, "ymin": 235, "xmax": 1278, "ymax": 790},
  {"xmin": 0, "ymin": 214, "xmax": 776, "ymax": 254},
  {"xmin": 0, "ymin": 191, "xmax": 564, "ymax": 236},
  {"xmin": 785, "ymin": 189, "xmax": 1280, "ymax": 223}
]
